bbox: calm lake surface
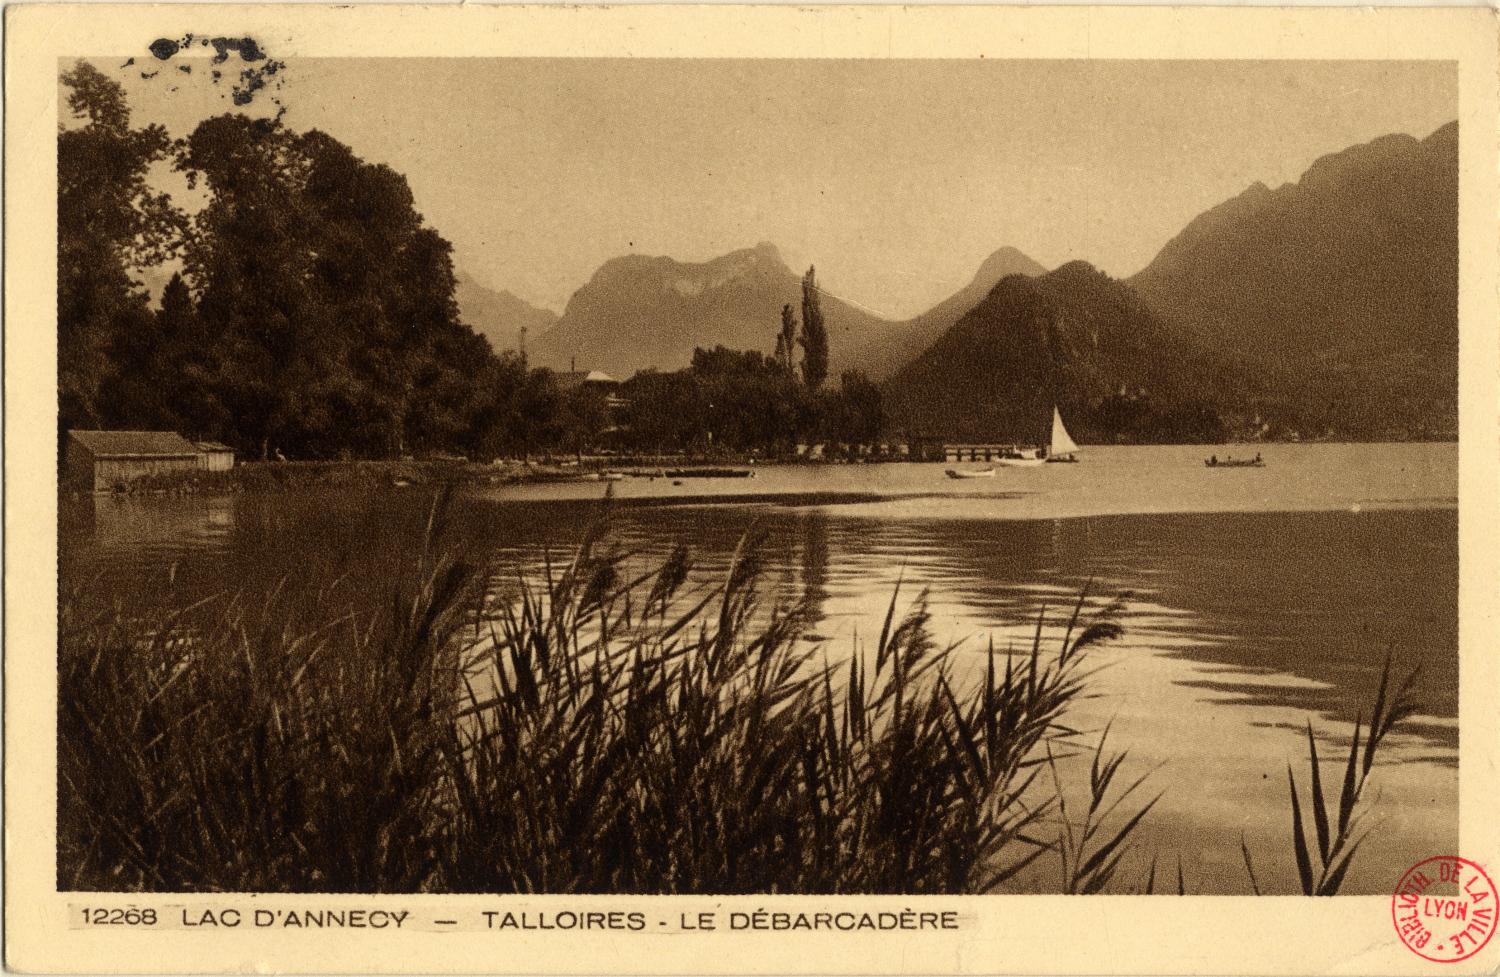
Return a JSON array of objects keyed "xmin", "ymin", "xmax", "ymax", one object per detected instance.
[{"xmin": 61, "ymin": 443, "xmax": 1458, "ymax": 894}]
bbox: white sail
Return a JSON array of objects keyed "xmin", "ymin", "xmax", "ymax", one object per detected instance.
[{"xmin": 1050, "ymin": 407, "xmax": 1080, "ymax": 456}]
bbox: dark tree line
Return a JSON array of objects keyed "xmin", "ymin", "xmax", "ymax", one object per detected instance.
[
  {"xmin": 58, "ymin": 62, "xmax": 572, "ymax": 461},
  {"xmin": 58, "ymin": 61, "xmax": 879, "ymax": 462},
  {"xmin": 619, "ymin": 348, "xmax": 881, "ymax": 455}
]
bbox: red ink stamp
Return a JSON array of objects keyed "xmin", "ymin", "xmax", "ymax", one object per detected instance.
[{"xmin": 1392, "ymin": 856, "xmax": 1497, "ymax": 962}]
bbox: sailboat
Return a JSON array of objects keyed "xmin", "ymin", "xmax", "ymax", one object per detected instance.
[{"xmin": 1045, "ymin": 407, "xmax": 1081, "ymax": 463}]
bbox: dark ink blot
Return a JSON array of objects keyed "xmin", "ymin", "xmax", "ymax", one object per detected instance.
[
  {"xmin": 140, "ymin": 70, "xmax": 159, "ymax": 80},
  {"xmin": 120, "ymin": 57, "xmax": 135, "ymax": 68},
  {"xmin": 210, "ymin": 37, "xmax": 266, "ymax": 65},
  {"xmin": 178, "ymin": 64, "xmax": 192, "ymax": 74},
  {"xmin": 148, "ymin": 38, "xmax": 180, "ymax": 61}
]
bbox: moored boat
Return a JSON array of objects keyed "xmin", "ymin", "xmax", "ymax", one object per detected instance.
[
  {"xmin": 994, "ymin": 448, "xmax": 1045, "ymax": 468},
  {"xmin": 946, "ymin": 467, "xmax": 996, "ymax": 479},
  {"xmin": 1205, "ymin": 453, "xmax": 1264, "ymax": 468},
  {"xmin": 663, "ymin": 467, "xmax": 754, "ymax": 478}
]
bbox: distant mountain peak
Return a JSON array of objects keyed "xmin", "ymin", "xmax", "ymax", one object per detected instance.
[
  {"xmin": 1048, "ymin": 259, "xmax": 1103, "ymax": 281},
  {"xmin": 884, "ymin": 261, "xmax": 1227, "ymax": 443},
  {"xmin": 972, "ymin": 246, "xmax": 1047, "ymax": 287}
]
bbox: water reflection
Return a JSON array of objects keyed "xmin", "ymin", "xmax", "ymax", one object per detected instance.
[
  {"xmin": 60, "ymin": 479, "xmax": 1458, "ymax": 894},
  {"xmin": 63, "ymin": 490, "xmax": 1457, "ymax": 747}
]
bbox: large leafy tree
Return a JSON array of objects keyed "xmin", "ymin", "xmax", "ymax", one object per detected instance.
[
  {"xmin": 178, "ymin": 115, "xmax": 495, "ymax": 458},
  {"xmin": 57, "ymin": 61, "xmax": 183, "ymax": 433}
]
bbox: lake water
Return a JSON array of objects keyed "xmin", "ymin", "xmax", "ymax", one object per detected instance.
[{"xmin": 60, "ymin": 443, "xmax": 1459, "ymax": 894}]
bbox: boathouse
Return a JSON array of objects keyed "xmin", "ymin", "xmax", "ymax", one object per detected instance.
[
  {"xmin": 195, "ymin": 441, "xmax": 236, "ymax": 472},
  {"xmin": 65, "ymin": 430, "xmax": 201, "ymax": 492}
]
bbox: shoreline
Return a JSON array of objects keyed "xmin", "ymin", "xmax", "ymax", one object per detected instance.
[{"xmin": 64, "ymin": 440, "xmax": 1460, "ymax": 499}]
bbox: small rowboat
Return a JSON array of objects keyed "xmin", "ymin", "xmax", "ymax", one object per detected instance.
[
  {"xmin": 946, "ymin": 467, "xmax": 995, "ymax": 479},
  {"xmin": 1205, "ymin": 456, "xmax": 1264, "ymax": 468}
]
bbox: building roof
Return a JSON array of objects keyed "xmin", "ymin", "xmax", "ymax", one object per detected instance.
[
  {"xmin": 69, "ymin": 430, "xmax": 200, "ymax": 458},
  {"xmin": 194, "ymin": 441, "xmax": 235, "ymax": 453},
  {"xmin": 555, "ymin": 369, "xmax": 619, "ymax": 391}
]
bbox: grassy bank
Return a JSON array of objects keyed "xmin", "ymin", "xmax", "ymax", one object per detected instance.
[{"xmin": 57, "ymin": 491, "xmax": 1416, "ymax": 893}]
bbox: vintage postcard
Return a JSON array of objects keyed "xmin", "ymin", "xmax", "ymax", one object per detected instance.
[{"xmin": 6, "ymin": 4, "xmax": 1499, "ymax": 974}]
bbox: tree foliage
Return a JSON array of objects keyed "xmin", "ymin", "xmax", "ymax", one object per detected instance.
[
  {"xmin": 799, "ymin": 266, "xmax": 828, "ymax": 390},
  {"xmin": 774, "ymin": 302, "xmax": 798, "ymax": 375},
  {"xmin": 57, "ymin": 61, "xmax": 183, "ymax": 433},
  {"xmin": 175, "ymin": 115, "xmax": 502, "ymax": 458},
  {"xmin": 56, "ymin": 61, "xmax": 549, "ymax": 461},
  {"xmin": 55, "ymin": 63, "xmax": 882, "ymax": 462},
  {"xmin": 618, "ymin": 348, "xmax": 884, "ymax": 455}
]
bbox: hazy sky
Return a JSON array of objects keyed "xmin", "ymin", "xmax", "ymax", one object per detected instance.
[{"xmin": 90, "ymin": 57, "xmax": 1455, "ymax": 318}]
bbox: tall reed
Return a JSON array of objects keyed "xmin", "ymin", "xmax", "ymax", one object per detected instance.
[
  {"xmin": 1249, "ymin": 652, "xmax": 1423, "ymax": 896},
  {"xmin": 59, "ymin": 492, "xmax": 1135, "ymax": 893}
]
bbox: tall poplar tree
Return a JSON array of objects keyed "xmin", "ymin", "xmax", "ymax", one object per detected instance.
[
  {"xmin": 799, "ymin": 266, "xmax": 828, "ymax": 390},
  {"xmin": 775, "ymin": 303, "xmax": 798, "ymax": 373}
]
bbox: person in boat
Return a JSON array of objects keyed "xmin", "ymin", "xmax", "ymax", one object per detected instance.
[
  {"xmin": 1209, "ymin": 454, "xmax": 1217, "ymax": 466},
  {"xmin": 1255, "ymin": 452, "xmax": 1262, "ymax": 463}
]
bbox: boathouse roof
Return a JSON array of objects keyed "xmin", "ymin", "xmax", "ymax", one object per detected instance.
[{"xmin": 69, "ymin": 430, "xmax": 200, "ymax": 458}]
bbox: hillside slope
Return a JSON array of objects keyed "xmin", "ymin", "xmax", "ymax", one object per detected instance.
[
  {"xmin": 1130, "ymin": 122, "xmax": 1457, "ymax": 438},
  {"xmin": 884, "ymin": 263, "xmax": 1256, "ymax": 444}
]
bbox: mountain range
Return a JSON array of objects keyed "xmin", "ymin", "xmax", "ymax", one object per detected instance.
[
  {"xmin": 887, "ymin": 122, "xmax": 1459, "ymax": 442},
  {"xmin": 514, "ymin": 243, "xmax": 1042, "ymax": 381},
  {"xmin": 459, "ymin": 120, "xmax": 1458, "ymax": 441}
]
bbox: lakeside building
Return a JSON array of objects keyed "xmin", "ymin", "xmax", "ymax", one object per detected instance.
[
  {"xmin": 555, "ymin": 370, "xmax": 629, "ymax": 413},
  {"xmin": 65, "ymin": 430, "xmax": 202, "ymax": 492},
  {"xmin": 556, "ymin": 369, "xmax": 630, "ymax": 440},
  {"xmin": 554, "ymin": 369, "xmax": 619, "ymax": 394},
  {"xmin": 195, "ymin": 441, "xmax": 237, "ymax": 472}
]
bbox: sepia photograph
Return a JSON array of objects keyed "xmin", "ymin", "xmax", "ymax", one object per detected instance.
[
  {"xmin": 9, "ymin": 4, "xmax": 1500, "ymax": 974},
  {"xmin": 54, "ymin": 49, "xmax": 1462, "ymax": 897}
]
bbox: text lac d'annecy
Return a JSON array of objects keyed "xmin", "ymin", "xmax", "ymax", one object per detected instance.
[{"xmin": 182, "ymin": 909, "xmax": 411, "ymax": 928}]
